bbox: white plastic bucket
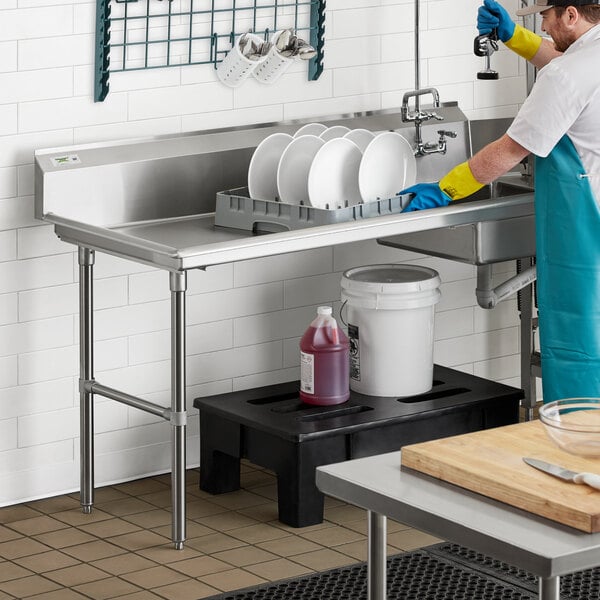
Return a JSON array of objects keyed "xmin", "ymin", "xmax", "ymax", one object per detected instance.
[{"xmin": 341, "ymin": 264, "xmax": 441, "ymax": 397}]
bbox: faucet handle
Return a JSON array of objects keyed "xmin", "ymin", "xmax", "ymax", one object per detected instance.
[
  {"xmin": 418, "ymin": 111, "xmax": 443, "ymax": 122},
  {"xmin": 437, "ymin": 129, "xmax": 457, "ymax": 138}
]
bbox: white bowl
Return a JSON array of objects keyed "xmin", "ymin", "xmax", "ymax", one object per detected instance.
[
  {"xmin": 276, "ymin": 135, "xmax": 325, "ymax": 205},
  {"xmin": 248, "ymin": 133, "xmax": 293, "ymax": 200}
]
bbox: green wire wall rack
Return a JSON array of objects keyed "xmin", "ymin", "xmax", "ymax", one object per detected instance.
[{"xmin": 95, "ymin": 0, "xmax": 326, "ymax": 102}]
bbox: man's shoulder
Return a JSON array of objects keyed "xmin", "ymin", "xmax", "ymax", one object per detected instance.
[{"xmin": 537, "ymin": 46, "xmax": 597, "ymax": 91}]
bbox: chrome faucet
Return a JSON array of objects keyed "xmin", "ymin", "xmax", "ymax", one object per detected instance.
[
  {"xmin": 431, "ymin": 129, "xmax": 458, "ymax": 155},
  {"xmin": 401, "ymin": 87, "xmax": 455, "ymax": 156},
  {"xmin": 401, "ymin": 87, "xmax": 441, "ymax": 122}
]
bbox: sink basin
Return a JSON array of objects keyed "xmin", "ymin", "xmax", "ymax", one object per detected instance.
[
  {"xmin": 465, "ymin": 179, "xmax": 534, "ymax": 202},
  {"xmin": 379, "ymin": 177, "xmax": 535, "ymax": 265}
]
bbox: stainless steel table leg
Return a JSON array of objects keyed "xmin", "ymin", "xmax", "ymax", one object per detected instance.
[
  {"xmin": 79, "ymin": 247, "xmax": 95, "ymax": 514},
  {"xmin": 368, "ymin": 511, "xmax": 387, "ymax": 600},
  {"xmin": 539, "ymin": 576, "xmax": 560, "ymax": 600},
  {"xmin": 519, "ymin": 258, "xmax": 536, "ymax": 421},
  {"xmin": 170, "ymin": 271, "xmax": 187, "ymax": 550}
]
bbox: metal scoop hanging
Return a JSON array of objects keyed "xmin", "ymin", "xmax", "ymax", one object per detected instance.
[
  {"xmin": 275, "ymin": 28, "xmax": 317, "ymax": 60},
  {"xmin": 238, "ymin": 32, "xmax": 273, "ymax": 61}
]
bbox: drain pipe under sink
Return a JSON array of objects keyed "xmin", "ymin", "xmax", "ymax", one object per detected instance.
[{"xmin": 476, "ymin": 264, "xmax": 537, "ymax": 309}]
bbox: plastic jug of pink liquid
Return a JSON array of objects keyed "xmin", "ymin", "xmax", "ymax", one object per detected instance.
[{"xmin": 300, "ymin": 306, "xmax": 350, "ymax": 406}]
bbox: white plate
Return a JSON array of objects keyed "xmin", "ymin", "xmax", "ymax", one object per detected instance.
[
  {"xmin": 343, "ymin": 128, "xmax": 375, "ymax": 153},
  {"xmin": 319, "ymin": 125, "xmax": 351, "ymax": 142},
  {"xmin": 248, "ymin": 133, "xmax": 293, "ymax": 200},
  {"xmin": 293, "ymin": 123, "xmax": 328, "ymax": 138},
  {"xmin": 276, "ymin": 135, "xmax": 325, "ymax": 205},
  {"xmin": 308, "ymin": 138, "xmax": 363, "ymax": 210},
  {"xmin": 358, "ymin": 132, "xmax": 416, "ymax": 203}
]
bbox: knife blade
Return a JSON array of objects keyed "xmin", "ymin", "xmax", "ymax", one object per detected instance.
[{"xmin": 523, "ymin": 457, "xmax": 600, "ymax": 490}]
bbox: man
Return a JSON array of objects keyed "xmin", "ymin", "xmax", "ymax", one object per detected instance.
[{"xmin": 402, "ymin": 0, "xmax": 600, "ymax": 403}]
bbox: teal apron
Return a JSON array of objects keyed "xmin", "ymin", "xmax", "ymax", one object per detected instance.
[{"xmin": 535, "ymin": 135, "xmax": 600, "ymax": 402}]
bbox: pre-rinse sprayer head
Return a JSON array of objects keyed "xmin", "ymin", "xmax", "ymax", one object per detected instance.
[{"xmin": 474, "ymin": 29, "xmax": 499, "ymax": 80}]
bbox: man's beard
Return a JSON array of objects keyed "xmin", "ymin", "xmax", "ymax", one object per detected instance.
[{"xmin": 553, "ymin": 32, "xmax": 577, "ymax": 53}]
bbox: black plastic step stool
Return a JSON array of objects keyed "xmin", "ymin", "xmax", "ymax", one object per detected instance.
[{"xmin": 193, "ymin": 365, "xmax": 522, "ymax": 527}]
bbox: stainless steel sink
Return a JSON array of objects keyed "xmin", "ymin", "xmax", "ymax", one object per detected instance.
[
  {"xmin": 378, "ymin": 176, "xmax": 535, "ymax": 265},
  {"xmin": 467, "ymin": 178, "xmax": 534, "ymax": 202}
]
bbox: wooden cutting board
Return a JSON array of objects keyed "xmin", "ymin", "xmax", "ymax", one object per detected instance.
[{"xmin": 401, "ymin": 421, "xmax": 600, "ymax": 532}]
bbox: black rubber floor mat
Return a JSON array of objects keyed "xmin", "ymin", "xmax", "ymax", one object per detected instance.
[
  {"xmin": 430, "ymin": 542, "xmax": 600, "ymax": 600},
  {"xmin": 204, "ymin": 549, "xmax": 537, "ymax": 600}
]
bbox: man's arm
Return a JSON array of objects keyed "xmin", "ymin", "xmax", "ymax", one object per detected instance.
[
  {"xmin": 530, "ymin": 38, "xmax": 562, "ymax": 69},
  {"xmin": 478, "ymin": 0, "xmax": 562, "ymax": 68},
  {"xmin": 469, "ymin": 134, "xmax": 530, "ymax": 184},
  {"xmin": 401, "ymin": 134, "xmax": 530, "ymax": 212},
  {"xmin": 530, "ymin": 37, "xmax": 562, "ymax": 69},
  {"xmin": 504, "ymin": 24, "xmax": 562, "ymax": 68}
]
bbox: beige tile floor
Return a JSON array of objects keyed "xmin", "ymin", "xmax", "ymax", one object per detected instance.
[{"xmin": 0, "ymin": 461, "xmax": 441, "ymax": 599}]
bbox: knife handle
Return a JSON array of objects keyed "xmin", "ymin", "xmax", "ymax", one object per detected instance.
[{"xmin": 573, "ymin": 472, "xmax": 600, "ymax": 490}]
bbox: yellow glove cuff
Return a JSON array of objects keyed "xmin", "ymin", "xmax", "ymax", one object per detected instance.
[
  {"xmin": 505, "ymin": 24, "xmax": 542, "ymax": 61},
  {"xmin": 439, "ymin": 161, "xmax": 484, "ymax": 201}
]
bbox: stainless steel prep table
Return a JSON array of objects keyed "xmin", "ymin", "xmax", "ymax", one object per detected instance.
[
  {"xmin": 316, "ymin": 451, "xmax": 600, "ymax": 600},
  {"xmin": 34, "ymin": 109, "xmax": 535, "ymax": 549}
]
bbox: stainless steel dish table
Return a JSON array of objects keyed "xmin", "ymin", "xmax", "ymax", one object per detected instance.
[
  {"xmin": 316, "ymin": 451, "xmax": 600, "ymax": 600},
  {"xmin": 34, "ymin": 108, "xmax": 535, "ymax": 549}
]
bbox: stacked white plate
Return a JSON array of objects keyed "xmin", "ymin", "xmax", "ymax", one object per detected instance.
[
  {"xmin": 277, "ymin": 135, "xmax": 324, "ymax": 206},
  {"xmin": 294, "ymin": 123, "xmax": 327, "ymax": 138},
  {"xmin": 246, "ymin": 124, "xmax": 417, "ymax": 209},
  {"xmin": 344, "ymin": 128, "xmax": 376, "ymax": 152},
  {"xmin": 358, "ymin": 131, "xmax": 417, "ymax": 203},
  {"xmin": 308, "ymin": 137, "xmax": 362, "ymax": 209},
  {"xmin": 247, "ymin": 132, "xmax": 293, "ymax": 201}
]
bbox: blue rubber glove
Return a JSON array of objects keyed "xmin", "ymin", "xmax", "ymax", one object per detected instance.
[
  {"xmin": 477, "ymin": 0, "xmax": 515, "ymax": 42},
  {"xmin": 401, "ymin": 183, "xmax": 451, "ymax": 213}
]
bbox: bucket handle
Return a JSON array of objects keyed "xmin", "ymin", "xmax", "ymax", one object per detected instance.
[{"xmin": 340, "ymin": 300, "xmax": 348, "ymax": 327}]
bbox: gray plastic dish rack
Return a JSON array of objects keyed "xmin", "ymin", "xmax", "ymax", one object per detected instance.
[{"xmin": 214, "ymin": 187, "xmax": 409, "ymax": 233}]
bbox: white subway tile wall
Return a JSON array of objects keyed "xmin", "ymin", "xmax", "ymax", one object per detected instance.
[
  {"xmin": 0, "ymin": 105, "xmax": 17, "ymax": 137},
  {"xmin": 0, "ymin": 230, "xmax": 16, "ymax": 262},
  {"xmin": 0, "ymin": 294, "xmax": 18, "ymax": 326},
  {"xmin": 0, "ymin": 0, "xmax": 531, "ymax": 506}
]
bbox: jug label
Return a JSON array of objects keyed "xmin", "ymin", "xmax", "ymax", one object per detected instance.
[
  {"xmin": 300, "ymin": 351, "xmax": 314, "ymax": 394},
  {"xmin": 348, "ymin": 324, "xmax": 360, "ymax": 381}
]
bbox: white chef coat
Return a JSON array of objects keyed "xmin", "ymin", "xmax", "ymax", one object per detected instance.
[{"xmin": 507, "ymin": 23, "xmax": 600, "ymax": 201}]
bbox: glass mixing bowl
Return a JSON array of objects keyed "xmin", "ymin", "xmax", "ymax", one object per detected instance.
[{"xmin": 539, "ymin": 399, "xmax": 600, "ymax": 457}]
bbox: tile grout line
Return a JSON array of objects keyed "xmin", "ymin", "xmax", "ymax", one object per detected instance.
[{"xmin": 1, "ymin": 466, "xmax": 438, "ymax": 599}]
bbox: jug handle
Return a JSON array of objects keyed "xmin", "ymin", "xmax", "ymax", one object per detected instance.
[
  {"xmin": 339, "ymin": 300, "xmax": 348, "ymax": 327},
  {"xmin": 330, "ymin": 321, "xmax": 339, "ymax": 344}
]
